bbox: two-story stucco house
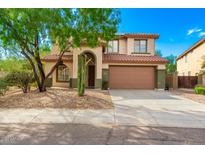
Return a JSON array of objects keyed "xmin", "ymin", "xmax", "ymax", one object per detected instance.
[
  {"xmin": 43, "ymin": 33, "xmax": 168, "ymax": 89},
  {"xmin": 176, "ymin": 38, "xmax": 205, "ymax": 84}
]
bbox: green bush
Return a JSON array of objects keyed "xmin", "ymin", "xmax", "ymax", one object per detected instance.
[
  {"xmin": 4, "ymin": 71, "xmax": 34, "ymax": 93},
  {"xmin": 0, "ymin": 78, "xmax": 8, "ymax": 96},
  {"xmin": 194, "ymin": 86, "xmax": 205, "ymax": 95}
]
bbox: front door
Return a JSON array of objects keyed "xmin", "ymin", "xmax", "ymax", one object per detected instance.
[{"xmin": 88, "ymin": 65, "xmax": 95, "ymax": 88}]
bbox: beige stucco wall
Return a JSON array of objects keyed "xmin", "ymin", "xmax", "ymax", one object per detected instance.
[
  {"xmin": 119, "ymin": 39, "xmax": 127, "ymax": 54},
  {"xmin": 147, "ymin": 39, "xmax": 155, "ymax": 55},
  {"xmin": 51, "ymin": 44, "xmax": 60, "ymax": 54},
  {"xmin": 46, "ymin": 37, "xmax": 158, "ymax": 88},
  {"xmin": 51, "ymin": 44, "xmax": 73, "ymax": 55},
  {"xmin": 47, "ymin": 45, "xmax": 103, "ymax": 87},
  {"xmin": 102, "ymin": 63, "xmax": 165, "ymax": 70},
  {"xmin": 127, "ymin": 38, "xmax": 134, "ymax": 54},
  {"xmin": 44, "ymin": 61, "xmax": 73, "ymax": 88},
  {"xmin": 72, "ymin": 47, "xmax": 102, "ymax": 79},
  {"xmin": 177, "ymin": 42, "xmax": 205, "ymax": 76}
]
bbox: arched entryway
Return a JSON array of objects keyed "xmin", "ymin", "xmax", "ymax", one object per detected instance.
[{"xmin": 82, "ymin": 51, "xmax": 96, "ymax": 88}]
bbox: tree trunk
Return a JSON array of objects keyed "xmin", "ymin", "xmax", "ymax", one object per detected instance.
[
  {"xmin": 34, "ymin": 33, "xmax": 47, "ymax": 92},
  {"xmin": 35, "ymin": 60, "xmax": 47, "ymax": 92},
  {"xmin": 20, "ymin": 51, "xmax": 43, "ymax": 92},
  {"xmin": 22, "ymin": 86, "xmax": 28, "ymax": 93},
  {"xmin": 38, "ymin": 83, "xmax": 46, "ymax": 92},
  {"xmin": 21, "ymin": 40, "xmax": 71, "ymax": 93}
]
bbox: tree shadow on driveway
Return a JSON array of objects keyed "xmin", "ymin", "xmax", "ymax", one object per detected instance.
[{"xmin": 0, "ymin": 123, "xmax": 205, "ymax": 145}]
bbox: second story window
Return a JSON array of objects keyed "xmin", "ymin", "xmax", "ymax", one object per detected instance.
[
  {"xmin": 134, "ymin": 40, "xmax": 147, "ymax": 53},
  {"xmin": 107, "ymin": 40, "xmax": 119, "ymax": 53}
]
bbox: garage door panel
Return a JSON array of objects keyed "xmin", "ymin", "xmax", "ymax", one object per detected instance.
[{"xmin": 109, "ymin": 66, "xmax": 155, "ymax": 89}]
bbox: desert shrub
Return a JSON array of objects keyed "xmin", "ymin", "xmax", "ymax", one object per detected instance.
[
  {"xmin": 4, "ymin": 71, "xmax": 34, "ymax": 93},
  {"xmin": 0, "ymin": 78, "xmax": 8, "ymax": 96},
  {"xmin": 194, "ymin": 85, "xmax": 205, "ymax": 95}
]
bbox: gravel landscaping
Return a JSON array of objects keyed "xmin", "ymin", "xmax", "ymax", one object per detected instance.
[
  {"xmin": 171, "ymin": 89, "xmax": 205, "ymax": 104},
  {"xmin": 0, "ymin": 88, "xmax": 113, "ymax": 109}
]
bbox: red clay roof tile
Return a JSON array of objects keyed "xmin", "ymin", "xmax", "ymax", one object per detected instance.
[
  {"xmin": 103, "ymin": 54, "xmax": 168, "ymax": 64},
  {"xmin": 43, "ymin": 54, "xmax": 168, "ymax": 64},
  {"xmin": 117, "ymin": 33, "xmax": 159, "ymax": 39}
]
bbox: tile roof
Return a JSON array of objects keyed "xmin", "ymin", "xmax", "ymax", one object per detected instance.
[
  {"xmin": 43, "ymin": 54, "xmax": 168, "ymax": 64},
  {"xmin": 42, "ymin": 54, "xmax": 73, "ymax": 62},
  {"xmin": 103, "ymin": 54, "xmax": 168, "ymax": 64},
  {"xmin": 176, "ymin": 38, "xmax": 205, "ymax": 61},
  {"xmin": 117, "ymin": 33, "xmax": 159, "ymax": 39}
]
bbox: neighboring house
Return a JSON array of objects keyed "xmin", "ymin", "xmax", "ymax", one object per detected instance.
[
  {"xmin": 43, "ymin": 33, "xmax": 168, "ymax": 89},
  {"xmin": 176, "ymin": 38, "xmax": 205, "ymax": 84}
]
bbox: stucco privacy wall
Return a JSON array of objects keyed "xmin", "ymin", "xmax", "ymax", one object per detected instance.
[
  {"xmin": 44, "ymin": 62, "xmax": 73, "ymax": 88},
  {"xmin": 177, "ymin": 42, "xmax": 205, "ymax": 76},
  {"xmin": 157, "ymin": 70, "xmax": 166, "ymax": 89},
  {"xmin": 203, "ymin": 74, "xmax": 205, "ymax": 85},
  {"xmin": 126, "ymin": 38, "xmax": 155, "ymax": 55}
]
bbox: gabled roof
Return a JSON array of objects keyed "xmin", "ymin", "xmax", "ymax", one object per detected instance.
[
  {"xmin": 103, "ymin": 54, "xmax": 168, "ymax": 64},
  {"xmin": 176, "ymin": 38, "xmax": 205, "ymax": 61},
  {"xmin": 117, "ymin": 33, "xmax": 159, "ymax": 39}
]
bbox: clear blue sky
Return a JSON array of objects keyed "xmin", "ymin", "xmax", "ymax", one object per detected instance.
[{"xmin": 118, "ymin": 8, "xmax": 205, "ymax": 57}]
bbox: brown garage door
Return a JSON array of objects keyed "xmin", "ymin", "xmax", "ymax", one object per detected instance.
[{"xmin": 109, "ymin": 66, "xmax": 155, "ymax": 89}]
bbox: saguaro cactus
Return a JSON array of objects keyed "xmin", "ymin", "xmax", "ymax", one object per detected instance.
[{"xmin": 77, "ymin": 54, "xmax": 86, "ymax": 96}]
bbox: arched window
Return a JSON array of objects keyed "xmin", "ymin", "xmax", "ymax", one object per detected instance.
[{"xmin": 56, "ymin": 64, "xmax": 69, "ymax": 82}]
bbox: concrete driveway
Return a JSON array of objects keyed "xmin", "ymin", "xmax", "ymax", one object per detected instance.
[{"xmin": 110, "ymin": 90, "xmax": 205, "ymax": 128}]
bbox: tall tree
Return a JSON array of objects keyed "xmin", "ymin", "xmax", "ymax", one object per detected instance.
[
  {"xmin": 165, "ymin": 54, "xmax": 176, "ymax": 64},
  {"xmin": 165, "ymin": 54, "xmax": 177, "ymax": 73},
  {"xmin": 155, "ymin": 49, "xmax": 163, "ymax": 57},
  {"xmin": 0, "ymin": 9, "xmax": 120, "ymax": 92}
]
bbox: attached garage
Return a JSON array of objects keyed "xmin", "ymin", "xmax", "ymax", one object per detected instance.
[{"xmin": 109, "ymin": 66, "xmax": 156, "ymax": 89}]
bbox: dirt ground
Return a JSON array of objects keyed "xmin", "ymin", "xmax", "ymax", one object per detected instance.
[
  {"xmin": 171, "ymin": 89, "xmax": 205, "ymax": 104},
  {"xmin": 0, "ymin": 87, "xmax": 113, "ymax": 109}
]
